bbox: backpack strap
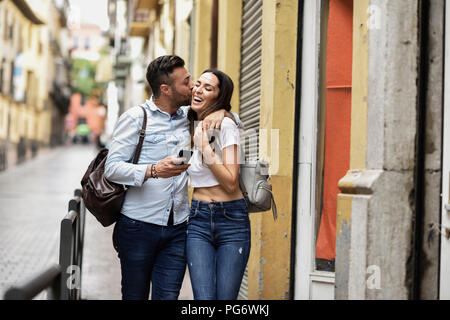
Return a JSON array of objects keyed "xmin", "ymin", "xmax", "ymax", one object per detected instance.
[
  {"xmin": 259, "ymin": 184, "xmax": 278, "ymax": 221},
  {"xmin": 132, "ymin": 106, "xmax": 148, "ymax": 164}
]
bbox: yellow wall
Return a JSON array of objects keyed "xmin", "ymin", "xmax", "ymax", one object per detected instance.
[
  {"xmin": 349, "ymin": 0, "xmax": 369, "ymax": 171},
  {"xmin": 0, "ymin": 98, "xmax": 9, "ymax": 140},
  {"xmin": 192, "ymin": 0, "xmax": 212, "ymax": 79},
  {"xmin": 217, "ymin": 0, "xmax": 242, "ymax": 114},
  {"xmin": 257, "ymin": 0, "xmax": 298, "ymax": 299},
  {"xmin": 337, "ymin": 1, "xmax": 370, "ymax": 191}
]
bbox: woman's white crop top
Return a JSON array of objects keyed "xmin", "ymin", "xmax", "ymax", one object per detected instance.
[{"xmin": 187, "ymin": 117, "xmax": 240, "ymax": 188}]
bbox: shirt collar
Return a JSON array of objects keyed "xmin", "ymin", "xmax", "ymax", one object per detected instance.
[{"xmin": 146, "ymin": 96, "xmax": 185, "ymax": 119}]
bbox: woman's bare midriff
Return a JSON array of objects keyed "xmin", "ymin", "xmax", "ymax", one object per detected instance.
[{"xmin": 192, "ymin": 185, "xmax": 244, "ymax": 203}]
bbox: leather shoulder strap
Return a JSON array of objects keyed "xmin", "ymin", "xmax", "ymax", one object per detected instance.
[{"xmin": 132, "ymin": 106, "xmax": 147, "ymax": 164}]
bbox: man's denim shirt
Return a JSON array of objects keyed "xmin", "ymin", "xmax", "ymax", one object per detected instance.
[{"xmin": 104, "ymin": 97, "xmax": 240, "ymax": 226}]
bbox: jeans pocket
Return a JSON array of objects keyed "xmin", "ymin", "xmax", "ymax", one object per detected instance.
[
  {"xmin": 120, "ymin": 215, "xmax": 142, "ymax": 232},
  {"xmin": 189, "ymin": 207, "xmax": 198, "ymax": 219},
  {"xmin": 223, "ymin": 208, "xmax": 248, "ymax": 222}
]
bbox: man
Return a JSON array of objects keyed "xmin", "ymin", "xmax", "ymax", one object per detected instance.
[{"xmin": 104, "ymin": 55, "xmax": 239, "ymax": 300}]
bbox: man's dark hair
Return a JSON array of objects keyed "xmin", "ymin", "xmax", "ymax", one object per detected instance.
[{"xmin": 146, "ymin": 55, "xmax": 185, "ymax": 98}]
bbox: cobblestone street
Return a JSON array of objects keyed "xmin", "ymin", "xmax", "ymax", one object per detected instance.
[{"xmin": 0, "ymin": 144, "xmax": 193, "ymax": 300}]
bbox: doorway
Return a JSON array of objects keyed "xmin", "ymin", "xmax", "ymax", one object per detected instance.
[{"xmin": 294, "ymin": 0, "xmax": 353, "ymax": 300}]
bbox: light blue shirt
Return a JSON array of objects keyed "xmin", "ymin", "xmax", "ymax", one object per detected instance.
[{"xmin": 104, "ymin": 97, "xmax": 240, "ymax": 226}]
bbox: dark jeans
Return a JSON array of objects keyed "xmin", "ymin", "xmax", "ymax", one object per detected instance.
[
  {"xmin": 112, "ymin": 214, "xmax": 187, "ymax": 300},
  {"xmin": 186, "ymin": 198, "xmax": 251, "ymax": 300}
]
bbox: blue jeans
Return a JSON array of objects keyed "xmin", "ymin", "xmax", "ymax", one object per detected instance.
[
  {"xmin": 186, "ymin": 198, "xmax": 251, "ymax": 300},
  {"xmin": 112, "ymin": 214, "xmax": 187, "ymax": 300}
]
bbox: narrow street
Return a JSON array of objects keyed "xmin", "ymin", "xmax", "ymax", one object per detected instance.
[
  {"xmin": 1, "ymin": 0, "xmax": 449, "ymax": 302},
  {"xmin": 0, "ymin": 144, "xmax": 193, "ymax": 300}
]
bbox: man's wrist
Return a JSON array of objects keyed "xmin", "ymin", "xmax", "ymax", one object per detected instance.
[
  {"xmin": 145, "ymin": 164, "xmax": 159, "ymax": 180},
  {"xmin": 151, "ymin": 163, "xmax": 159, "ymax": 179},
  {"xmin": 145, "ymin": 164, "xmax": 152, "ymax": 180}
]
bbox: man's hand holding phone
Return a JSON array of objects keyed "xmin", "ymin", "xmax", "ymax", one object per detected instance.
[
  {"xmin": 146, "ymin": 155, "xmax": 190, "ymax": 179},
  {"xmin": 177, "ymin": 149, "xmax": 193, "ymax": 165}
]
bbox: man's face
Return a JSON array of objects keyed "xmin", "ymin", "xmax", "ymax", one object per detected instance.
[{"xmin": 168, "ymin": 67, "xmax": 194, "ymax": 107}]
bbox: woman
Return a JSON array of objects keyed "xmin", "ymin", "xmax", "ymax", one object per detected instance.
[{"xmin": 186, "ymin": 69, "xmax": 250, "ymax": 300}]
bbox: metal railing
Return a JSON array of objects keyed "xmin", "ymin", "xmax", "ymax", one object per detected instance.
[{"xmin": 3, "ymin": 189, "xmax": 86, "ymax": 300}]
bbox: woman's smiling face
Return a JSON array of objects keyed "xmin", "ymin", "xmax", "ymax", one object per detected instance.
[{"xmin": 191, "ymin": 72, "xmax": 220, "ymax": 117}]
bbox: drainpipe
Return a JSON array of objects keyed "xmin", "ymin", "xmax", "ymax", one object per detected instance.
[
  {"xmin": 289, "ymin": 0, "xmax": 305, "ymax": 300},
  {"xmin": 412, "ymin": 0, "xmax": 430, "ymax": 300},
  {"xmin": 438, "ymin": 0, "xmax": 446, "ymax": 300}
]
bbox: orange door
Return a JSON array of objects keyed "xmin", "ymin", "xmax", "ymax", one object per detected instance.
[{"xmin": 315, "ymin": 0, "xmax": 353, "ymax": 267}]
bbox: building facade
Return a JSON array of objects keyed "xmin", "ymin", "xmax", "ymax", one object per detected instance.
[
  {"xmin": 0, "ymin": 0, "xmax": 71, "ymax": 170},
  {"xmin": 110, "ymin": 0, "xmax": 450, "ymax": 300}
]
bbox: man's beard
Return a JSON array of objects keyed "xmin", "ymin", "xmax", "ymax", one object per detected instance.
[{"xmin": 172, "ymin": 86, "xmax": 192, "ymax": 107}]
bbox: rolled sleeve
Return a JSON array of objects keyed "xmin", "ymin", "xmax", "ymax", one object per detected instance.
[
  {"xmin": 104, "ymin": 112, "xmax": 148, "ymax": 187},
  {"xmin": 133, "ymin": 164, "xmax": 148, "ymax": 186}
]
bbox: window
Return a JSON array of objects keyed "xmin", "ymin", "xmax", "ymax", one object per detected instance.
[
  {"xmin": 26, "ymin": 71, "xmax": 33, "ymax": 105},
  {"xmin": 0, "ymin": 8, "xmax": 3, "ymax": 42},
  {"xmin": 8, "ymin": 18, "xmax": 13, "ymax": 40},
  {"xmin": 28, "ymin": 25, "xmax": 32, "ymax": 49},
  {"xmin": 38, "ymin": 32, "xmax": 43, "ymax": 55},
  {"xmin": 3, "ymin": 10, "xmax": 8, "ymax": 41},
  {"xmin": 18, "ymin": 24, "xmax": 23, "ymax": 52},
  {"xmin": 9, "ymin": 62, "xmax": 14, "ymax": 96},
  {"xmin": 0, "ymin": 60, "xmax": 3, "ymax": 94}
]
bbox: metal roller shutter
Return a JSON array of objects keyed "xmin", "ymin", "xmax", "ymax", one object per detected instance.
[
  {"xmin": 238, "ymin": 0, "xmax": 262, "ymax": 301},
  {"xmin": 239, "ymin": 0, "xmax": 262, "ymax": 163}
]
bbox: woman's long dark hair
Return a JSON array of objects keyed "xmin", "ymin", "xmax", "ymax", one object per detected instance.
[{"xmin": 188, "ymin": 69, "xmax": 234, "ymax": 147}]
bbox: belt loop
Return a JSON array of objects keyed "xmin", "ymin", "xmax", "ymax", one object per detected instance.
[{"xmin": 196, "ymin": 200, "xmax": 200, "ymax": 211}]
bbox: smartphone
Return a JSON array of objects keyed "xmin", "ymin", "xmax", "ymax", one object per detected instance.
[{"xmin": 177, "ymin": 149, "xmax": 193, "ymax": 165}]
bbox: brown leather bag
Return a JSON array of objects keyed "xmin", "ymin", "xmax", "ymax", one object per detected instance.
[{"xmin": 80, "ymin": 106, "xmax": 147, "ymax": 227}]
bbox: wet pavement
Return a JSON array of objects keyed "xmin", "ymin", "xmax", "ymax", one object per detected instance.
[{"xmin": 0, "ymin": 144, "xmax": 193, "ymax": 300}]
